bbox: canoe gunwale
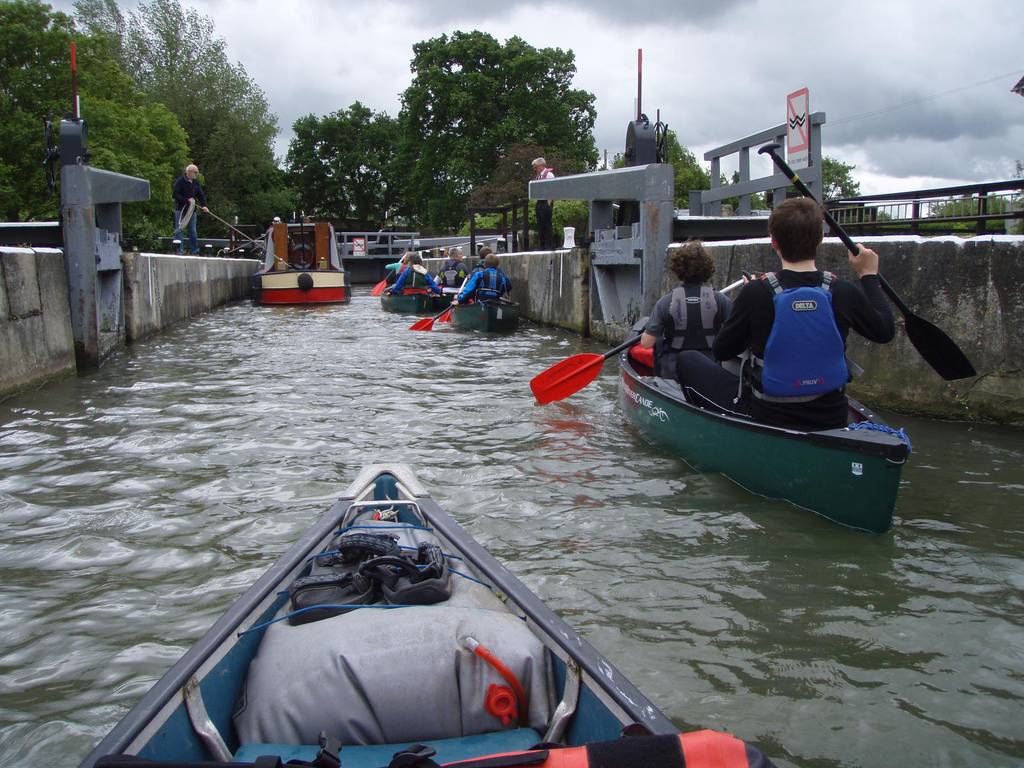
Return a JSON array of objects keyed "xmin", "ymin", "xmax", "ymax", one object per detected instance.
[
  {"xmin": 621, "ymin": 355, "xmax": 909, "ymax": 464},
  {"xmin": 79, "ymin": 465, "xmax": 676, "ymax": 766}
]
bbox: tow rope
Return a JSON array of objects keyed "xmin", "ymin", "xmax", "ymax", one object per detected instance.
[{"xmin": 846, "ymin": 421, "xmax": 912, "ymax": 452}]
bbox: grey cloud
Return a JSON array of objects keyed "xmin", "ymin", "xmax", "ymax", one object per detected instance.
[{"xmin": 404, "ymin": 0, "xmax": 752, "ymax": 27}]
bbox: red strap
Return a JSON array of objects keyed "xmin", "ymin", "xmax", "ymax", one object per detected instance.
[
  {"xmin": 628, "ymin": 343, "xmax": 654, "ymax": 367},
  {"xmin": 679, "ymin": 731, "xmax": 749, "ymax": 768}
]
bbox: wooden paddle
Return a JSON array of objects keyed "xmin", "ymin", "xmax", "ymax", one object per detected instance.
[
  {"xmin": 757, "ymin": 142, "xmax": 976, "ymax": 380},
  {"xmin": 530, "ymin": 278, "xmax": 746, "ymax": 405}
]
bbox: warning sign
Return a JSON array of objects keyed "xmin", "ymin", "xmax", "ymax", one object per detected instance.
[
  {"xmin": 786, "ymin": 87, "xmax": 810, "ymax": 170},
  {"xmin": 352, "ymin": 237, "xmax": 366, "ymax": 257}
]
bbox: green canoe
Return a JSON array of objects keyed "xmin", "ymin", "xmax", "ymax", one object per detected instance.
[
  {"xmin": 618, "ymin": 354, "xmax": 910, "ymax": 533},
  {"xmin": 450, "ymin": 300, "xmax": 520, "ymax": 333},
  {"xmin": 380, "ymin": 291, "xmax": 451, "ymax": 315}
]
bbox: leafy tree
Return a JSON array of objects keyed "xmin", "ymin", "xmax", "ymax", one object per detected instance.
[
  {"xmin": 0, "ymin": 0, "xmax": 189, "ymax": 249},
  {"xmin": 822, "ymin": 155, "xmax": 861, "ymax": 201},
  {"xmin": 286, "ymin": 103, "xmax": 399, "ymax": 228},
  {"xmin": 662, "ymin": 129, "xmax": 711, "ymax": 209},
  {"xmin": 0, "ymin": 1, "xmax": 77, "ymax": 220},
  {"xmin": 394, "ymin": 31, "xmax": 598, "ymax": 231},
  {"xmin": 82, "ymin": 0, "xmax": 293, "ymax": 230}
]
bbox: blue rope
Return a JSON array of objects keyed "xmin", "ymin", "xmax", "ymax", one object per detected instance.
[
  {"xmin": 449, "ymin": 568, "xmax": 493, "ymax": 589},
  {"xmin": 847, "ymin": 421, "xmax": 912, "ymax": 452}
]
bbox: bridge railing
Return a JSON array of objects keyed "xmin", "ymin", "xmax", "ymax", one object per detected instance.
[
  {"xmin": 828, "ymin": 180, "xmax": 1024, "ymax": 235},
  {"xmin": 337, "ymin": 231, "xmax": 417, "ymax": 259},
  {"xmin": 689, "ymin": 112, "xmax": 826, "ymax": 215}
]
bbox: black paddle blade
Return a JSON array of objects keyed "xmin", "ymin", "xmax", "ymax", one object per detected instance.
[{"xmin": 902, "ymin": 314, "xmax": 976, "ymax": 380}]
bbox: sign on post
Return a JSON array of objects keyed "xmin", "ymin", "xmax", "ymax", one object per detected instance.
[
  {"xmin": 786, "ymin": 87, "xmax": 810, "ymax": 170},
  {"xmin": 352, "ymin": 236, "xmax": 366, "ymax": 257}
]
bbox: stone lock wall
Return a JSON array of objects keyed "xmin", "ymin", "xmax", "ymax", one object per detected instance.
[{"xmin": 0, "ymin": 248, "xmax": 76, "ymax": 399}]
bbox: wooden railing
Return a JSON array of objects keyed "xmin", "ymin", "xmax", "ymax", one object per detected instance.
[{"xmin": 467, "ymin": 200, "xmax": 530, "ymax": 255}]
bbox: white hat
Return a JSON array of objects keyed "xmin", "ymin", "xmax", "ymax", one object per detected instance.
[{"xmin": 272, "ymin": 216, "xmax": 281, "ymax": 222}]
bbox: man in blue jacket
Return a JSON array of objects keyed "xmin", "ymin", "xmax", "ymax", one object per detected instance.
[
  {"xmin": 172, "ymin": 164, "xmax": 209, "ymax": 254},
  {"xmin": 452, "ymin": 250, "xmax": 511, "ymax": 304},
  {"xmin": 389, "ymin": 253, "xmax": 443, "ymax": 295}
]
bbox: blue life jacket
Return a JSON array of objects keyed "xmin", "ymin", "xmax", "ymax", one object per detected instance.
[
  {"xmin": 758, "ymin": 272, "xmax": 848, "ymax": 400},
  {"xmin": 475, "ymin": 267, "xmax": 508, "ymax": 300}
]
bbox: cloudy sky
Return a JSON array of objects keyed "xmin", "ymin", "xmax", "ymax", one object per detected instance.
[{"xmin": 62, "ymin": 0, "xmax": 1024, "ymax": 194}]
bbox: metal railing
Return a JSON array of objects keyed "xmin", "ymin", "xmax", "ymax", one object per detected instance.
[
  {"xmin": 828, "ymin": 180, "xmax": 1024, "ymax": 235},
  {"xmin": 690, "ymin": 113, "xmax": 826, "ymax": 215},
  {"xmin": 336, "ymin": 230, "xmax": 417, "ymax": 259}
]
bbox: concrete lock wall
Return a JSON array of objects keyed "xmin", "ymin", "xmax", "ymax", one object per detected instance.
[
  {"xmin": 0, "ymin": 248, "xmax": 77, "ymax": 399},
  {"xmin": 122, "ymin": 252, "xmax": 258, "ymax": 342},
  {"xmin": 1, "ymin": 249, "xmax": 257, "ymax": 401}
]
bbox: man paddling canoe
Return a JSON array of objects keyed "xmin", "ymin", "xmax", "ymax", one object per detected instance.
[{"xmin": 676, "ymin": 197, "xmax": 895, "ymax": 431}]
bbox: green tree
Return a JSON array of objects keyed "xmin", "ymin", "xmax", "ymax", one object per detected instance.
[
  {"xmin": 822, "ymin": 156, "xmax": 861, "ymax": 201},
  {"xmin": 395, "ymin": 31, "xmax": 598, "ymax": 231},
  {"xmin": 0, "ymin": 1, "xmax": 189, "ymax": 249},
  {"xmin": 84, "ymin": 0, "xmax": 293, "ymax": 229},
  {"xmin": 286, "ymin": 103, "xmax": 399, "ymax": 227},
  {"xmin": 0, "ymin": 1, "xmax": 77, "ymax": 220},
  {"xmin": 661, "ymin": 129, "xmax": 711, "ymax": 210}
]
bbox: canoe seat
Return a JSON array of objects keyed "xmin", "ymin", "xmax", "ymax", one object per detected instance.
[{"xmin": 233, "ymin": 727, "xmax": 542, "ymax": 766}]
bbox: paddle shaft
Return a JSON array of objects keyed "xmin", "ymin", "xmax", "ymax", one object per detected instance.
[{"xmin": 758, "ymin": 145, "xmax": 913, "ymax": 312}]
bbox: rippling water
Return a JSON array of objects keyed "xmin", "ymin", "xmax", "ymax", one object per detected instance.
[{"xmin": 0, "ymin": 290, "xmax": 1021, "ymax": 767}]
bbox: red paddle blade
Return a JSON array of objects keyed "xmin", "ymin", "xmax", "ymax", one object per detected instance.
[
  {"xmin": 409, "ymin": 316, "xmax": 435, "ymax": 331},
  {"xmin": 438, "ymin": 307, "xmax": 453, "ymax": 324},
  {"xmin": 529, "ymin": 353, "xmax": 606, "ymax": 405},
  {"xmin": 370, "ymin": 279, "xmax": 388, "ymax": 296}
]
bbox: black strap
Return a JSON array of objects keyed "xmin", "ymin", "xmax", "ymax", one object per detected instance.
[
  {"xmin": 311, "ymin": 732, "xmax": 340, "ymax": 768},
  {"xmin": 586, "ymin": 735, "xmax": 683, "ymax": 767},
  {"xmin": 387, "ymin": 744, "xmax": 440, "ymax": 767},
  {"xmin": 433, "ymin": 750, "xmax": 550, "ymax": 768}
]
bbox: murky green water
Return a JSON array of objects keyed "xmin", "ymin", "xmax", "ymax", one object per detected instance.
[{"xmin": 0, "ymin": 290, "xmax": 1021, "ymax": 767}]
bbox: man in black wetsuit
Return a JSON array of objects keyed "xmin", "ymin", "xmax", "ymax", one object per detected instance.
[{"xmin": 676, "ymin": 197, "xmax": 895, "ymax": 431}]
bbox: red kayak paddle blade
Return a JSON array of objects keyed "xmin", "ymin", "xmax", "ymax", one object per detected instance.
[
  {"xmin": 371, "ymin": 279, "xmax": 388, "ymax": 296},
  {"xmin": 409, "ymin": 317, "xmax": 434, "ymax": 331},
  {"xmin": 530, "ymin": 353, "xmax": 606, "ymax": 405}
]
